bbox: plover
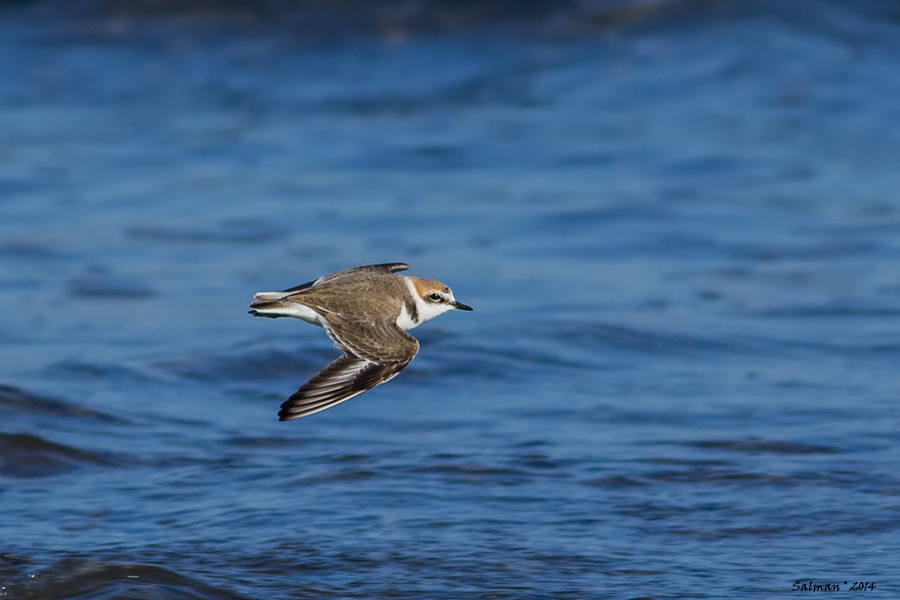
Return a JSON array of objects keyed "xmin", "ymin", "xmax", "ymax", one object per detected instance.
[{"xmin": 249, "ymin": 263, "xmax": 472, "ymax": 420}]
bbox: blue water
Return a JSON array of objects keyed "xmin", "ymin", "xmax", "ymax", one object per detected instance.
[{"xmin": 2, "ymin": 1, "xmax": 900, "ymax": 598}]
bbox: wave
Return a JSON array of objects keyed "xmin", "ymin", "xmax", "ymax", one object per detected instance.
[
  {"xmin": 16, "ymin": 0, "xmax": 697, "ymax": 34},
  {"xmin": 4, "ymin": 558, "xmax": 252, "ymax": 600},
  {"xmin": 0, "ymin": 383, "xmax": 127, "ymax": 423},
  {"xmin": 0, "ymin": 431, "xmax": 121, "ymax": 478}
]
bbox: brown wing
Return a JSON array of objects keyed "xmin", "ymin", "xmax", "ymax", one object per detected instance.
[
  {"xmin": 312, "ymin": 263, "xmax": 409, "ymax": 287},
  {"xmin": 278, "ymin": 354, "xmax": 410, "ymax": 420},
  {"xmin": 353, "ymin": 262, "xmax": 409, "ymax": 273},
  {"xmin": 276, "ymin": 263, "xmax": 408, "ymax": 294},
  {"xmin": 278, "ymin": 316, "xmax": 419, "ymax": 421},
  {"xmin": 322, "ymin": 314, "xmax": 419, "ymax": 363}
]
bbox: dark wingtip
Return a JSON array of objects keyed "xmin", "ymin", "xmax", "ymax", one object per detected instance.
[
  {"xmin": 372, "ymin": 262, "xmax": 409, "ymax": 273},
  {"xmin": 278, "ymin": 399, "xmax": 303, "ymax": 421}
]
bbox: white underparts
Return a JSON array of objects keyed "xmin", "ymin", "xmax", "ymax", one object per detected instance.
[
  {"xmin": 394, "ymin": 278, "xmax": 421, "ymax": 331},
  {"xmin": 396, "ymin": 302, "xmax": 417, "ymax": 331}
]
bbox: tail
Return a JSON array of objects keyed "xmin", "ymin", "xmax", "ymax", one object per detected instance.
[
  {"xmin": 249, "ymin": 292, "xmax": 290, "ymax": 318},
  {"xmin": 248, "ymin": 292, "xmax": 322, "ymax": 325}
]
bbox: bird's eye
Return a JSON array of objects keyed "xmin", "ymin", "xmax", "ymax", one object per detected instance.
[{"xmin": 427, "ymin": 293, "xmax": 443, "ymax": 302}]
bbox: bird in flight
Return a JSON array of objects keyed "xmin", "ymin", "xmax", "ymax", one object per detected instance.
[{"xmin": 249, "ymin": 263, "xmax": 472, "ymax": 420}]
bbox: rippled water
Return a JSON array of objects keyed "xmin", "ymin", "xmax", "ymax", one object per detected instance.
[{"xmin": 2, "ymin": 1, "xmax": 900, "ymax": 598}]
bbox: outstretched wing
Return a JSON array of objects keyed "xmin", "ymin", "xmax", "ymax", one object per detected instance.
[
  {"xmin": 360, "ymin": 262, "xmax": 410, "ymax": 273},
  {"xmin": 279, "ymin": 263, "xmax": 408, "ymax": 293},
  {"xmin": 278, "ymin": 316, "xmax": 419, "ymax": 421},
  {"xmin": 278, "ymin": 354, "xmax": 411, "ymax": 420}
]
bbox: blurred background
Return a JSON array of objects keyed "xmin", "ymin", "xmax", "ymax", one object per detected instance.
[{"xmin": 1, "ymin": 0, "xmax": 899, "ymax": 598}]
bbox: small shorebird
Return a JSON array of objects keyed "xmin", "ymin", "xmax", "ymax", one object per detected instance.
[{"xmin": 249, "ymin": 263, "xmax": 472, "ymax": 420}]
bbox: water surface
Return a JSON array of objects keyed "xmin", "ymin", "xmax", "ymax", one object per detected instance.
[{"xmin": 1, "ymin": 1, "xmax": 899, "ymax": 598}]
